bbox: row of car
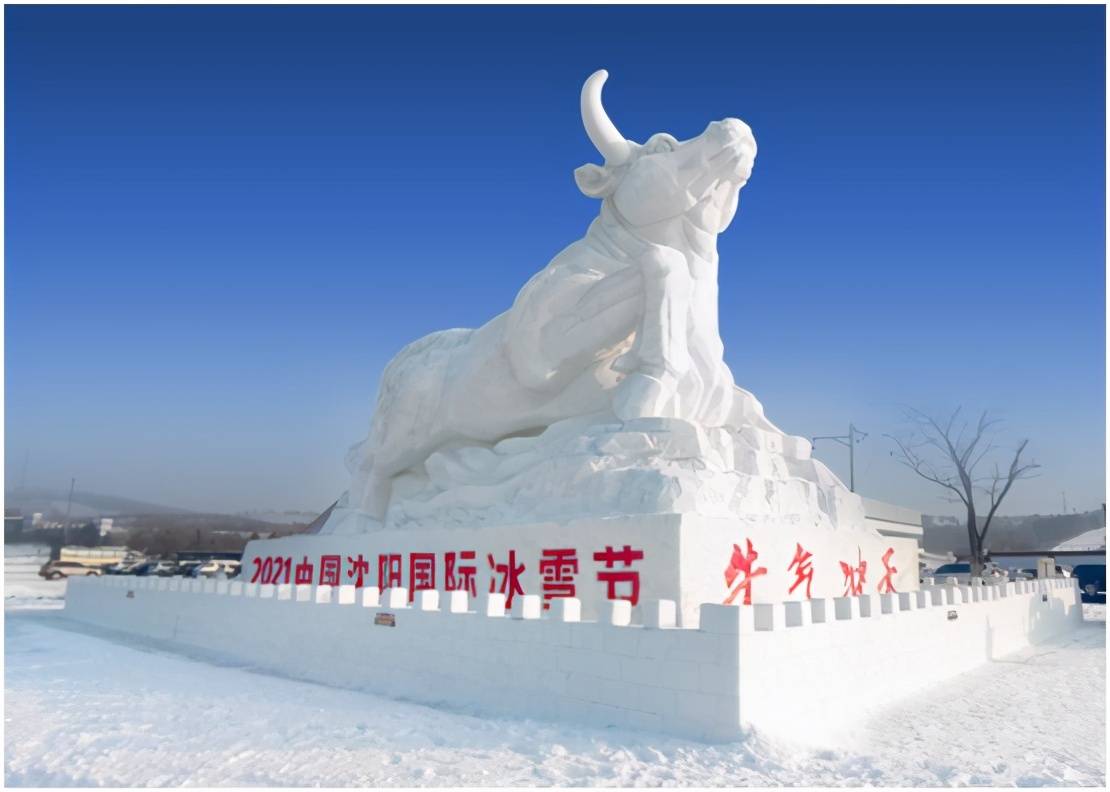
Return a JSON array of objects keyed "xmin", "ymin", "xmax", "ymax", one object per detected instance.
[
  {"xmin": 929, "ymin": 562, "xmax": 1070, "ymax": 583},
  {"xmin": 104, "ymin": 558, "xmax": 241, "ymax": 578},
  {"xmin": 929, "ymin": 561, "xmax": 1105, "ymax": 603},
  {"xmin": 38, "ymin": 557, "xmax": 241, "ymax": 580}
]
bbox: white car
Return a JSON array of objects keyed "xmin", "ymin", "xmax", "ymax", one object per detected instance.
[
  {"xmin": 190, "ymin": 559, "xmax": 241, "ymax": 578},
  {"xmin": 931, "ymin": 562, "xmax": 1008, "ymax": 585}
]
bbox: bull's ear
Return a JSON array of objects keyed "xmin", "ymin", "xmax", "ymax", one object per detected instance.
[{"xmin": 574, "ymin": 163, "xmax": 617, "ymax": 198}]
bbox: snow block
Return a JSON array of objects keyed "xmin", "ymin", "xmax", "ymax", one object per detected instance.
[
  {"xmin": 645, "ymin": 599, "xmax": 677, "ymax": 629},
  {"xmin": 511, "ymin": 594, "xmax": 542, "ymax": 620},
  {"xmin": 699, "ymin": 603, "xmax": 741, "ymax": 635},
  {"xmin": 753, "ymin": 602, "xmax": 778, "ymax": 631},
  {"xmin": 295, "ymin": 585, "xmax": 313, "ymax": 603},
  {"xmin": 337, "ymin": 585, "xmax": 356, "ymax": 605},
  {"xmin": 783, "ymin": 600, "xmax": 809, "ymax": 627},
  {"xmin": 447, "ymin": 590, "xmax": 469, "ymax": 613},
  {"xmin": 604, "ymin": 599, "xmax": 632, "ymax": 626},
  {"xmin": 228, "ymin": 582, "xmax": 243, "ymax": 596},
  {"xmin": 417, "ymin": 590, "xmax": 439, "ymax": 611},
  {"xmin": 551, "ymin": 597, "xmax": 581, "ymax": 623},
  {"xmin": 833, "ymin": 596, "xmax": 858, "ymax": 620},
  {"xmin": 276, "ymin": 584, "xmax": 292, "ymax": 601},
  {"xmin": 484, "ymin": 592, "xmax": 507, "ymax": 617},
  {"xmin": 383, "ymin": 587, "xmax": 408, "ymax": 608},
  {"xmin": 315, "ymin": 585, "xmax": 333, "ymax": 605},
  {"xmin": 361, "ymin": 587, "xmax": 381, "ymax": 607}
]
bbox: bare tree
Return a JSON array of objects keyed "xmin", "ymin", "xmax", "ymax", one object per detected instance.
[{"xmin": 887, "ymin": 407, "xmax": 1039, "ymax": 576}]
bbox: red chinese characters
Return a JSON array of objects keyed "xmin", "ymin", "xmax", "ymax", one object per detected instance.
[
  {"xmin": 877, "ymin": 547, "xmax": 897, "ymax": 594},
  {"xmin": 594, "ymin": 545, "xmax": 644, "ymax": 605},
  {"xmin": 346, "ymin": 554, "xmax": 369, "ymax": 588},
  {"xmin": 840, "ymin": 549, "xmax": 867, "ymax": 596},
  {"xmin": 319, "ymin": 554, "xmax": 341, "ymax": 587},
  {"xmin": 378, "ymin": 553, "xmax": 402, "ymax": 590},
  {"xmin": 787, "ymin": 542, "xmax": 814, "ymax": 599},
  {"xmin": 723, "ymin": 538, "xmax": 767, "ymax": 606},
  {"xmin": 539, "ymin": 548, "xmax": 578, "ymax": 609},
  {"xmin": 488, "ymin": 550, "xmax": 525, "ymax": 607},
  {"xmin": 294, "ymin": 556, "xmax": 314, "ymax": 586},
  {"xmin": 444, "ymin": 551, "xmax": 477, "ymax": 598},
  {"xmin": 409, "ymin": 552, "xmax": 436, "ymax": 601}
]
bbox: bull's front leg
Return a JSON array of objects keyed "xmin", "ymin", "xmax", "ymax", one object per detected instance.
[{"xmin": 612, "ymin": 244, "xmax": 693, "ymax": 420}]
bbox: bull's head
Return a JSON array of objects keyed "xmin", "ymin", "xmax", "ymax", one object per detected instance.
[{"xmin": 575, "ymin": 70, "xmax": 757, "ymax": 235}]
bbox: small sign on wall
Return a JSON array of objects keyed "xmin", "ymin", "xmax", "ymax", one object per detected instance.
[{"xmin": 374, "ymin": 612, "xmax": 396, "ymax": 627}]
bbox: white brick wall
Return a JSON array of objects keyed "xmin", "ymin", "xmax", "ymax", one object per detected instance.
[{"xmin": 64, "ymin": 575, "xmax": 1083, "ymax": 743}]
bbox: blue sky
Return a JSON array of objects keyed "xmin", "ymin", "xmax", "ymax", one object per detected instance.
[{"xmin": 5, "ymin": 5, "xmax": 1105, "ymax": 516}]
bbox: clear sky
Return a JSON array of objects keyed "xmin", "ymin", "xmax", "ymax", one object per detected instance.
[{"xmin": 5, "ymin": 5, "xmax": 1105, "ymax": 517}]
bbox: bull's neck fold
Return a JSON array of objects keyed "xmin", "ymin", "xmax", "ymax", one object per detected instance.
[{"xmin": 592, "ymin": 200, "xmax": 720, "ymax": 279}]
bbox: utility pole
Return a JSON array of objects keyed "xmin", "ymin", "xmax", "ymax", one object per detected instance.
[
  {"xmin": 63, "ymin": 477, "xmax": 76, "ymax": 545},
  {"xmin": 812, "ymin": 423, "xmax": 867, "ymax": 493},
  {"xmin": 1061, "ymin": 491, "xmax": 1068, "ymax": 514}
]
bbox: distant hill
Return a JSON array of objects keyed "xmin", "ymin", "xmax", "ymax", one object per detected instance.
[
  {"xmin": 110, "ymin": 512, "xmax": 309, "ymax": 534},
  {"xmin": 922, "ymin": 509, "xmax": 1106, "ymax": 556},
  {"xmin": 4, "ymin": 487, "xmax": 191, "ymax": 519},
  {"xmin": 235, "ymin": 509, "xmax": 321, "ymax": 525}
]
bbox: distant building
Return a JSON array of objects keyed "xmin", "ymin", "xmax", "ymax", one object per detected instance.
[
  {"xmin": 5, "ymin": 512, "xmax": 26, "ymax": 540},
  {"xmin": 862, "ymin": 497, "xmax": 923, "ymax": 544}
]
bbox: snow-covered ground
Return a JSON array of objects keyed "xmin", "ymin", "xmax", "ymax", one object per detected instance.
[{"xmin": 4, "ymin": 549, "xmax": 1106, "ymax": 787}]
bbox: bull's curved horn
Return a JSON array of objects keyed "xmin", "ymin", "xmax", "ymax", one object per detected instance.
[{"xmin": 581, "ymin": 69, "xmax": 632, "ymax": 166}]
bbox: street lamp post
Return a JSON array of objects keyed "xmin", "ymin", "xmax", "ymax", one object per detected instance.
[{"xmin": 812, "ymin": 423, "xmax": 867, "ymax": 492}]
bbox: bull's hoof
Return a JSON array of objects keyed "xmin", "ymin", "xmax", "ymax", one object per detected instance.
[{"xmin": 613, "ymin": 372, "xmax": 678, "ymax": 421}]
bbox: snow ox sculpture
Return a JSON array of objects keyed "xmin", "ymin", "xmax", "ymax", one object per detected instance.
[
  {"xmin": 254, "ymin": 70, "xmax": 917, "ymax": 617},
  {"xmin": 346, "ymin": 70, "xmax": 758, "ymax": 524}
]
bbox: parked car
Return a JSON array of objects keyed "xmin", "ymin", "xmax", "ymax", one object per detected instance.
[
  {"xmin": 127, "ymin": 560, "xmax": 178, "ymax": 577},
  {"xmin": 173, "ymin": 561, "xmax": 202, "ymax": 577},
  {"xmin": 932, "ymin": 562, "xmax": 1008, "ymax": 585},
  {"xmin": 38, "ymin": 560, "xmax": 102, "ymax": 580},
  {"xmin": 103, "ymin": 559, "xmax": 148, "ymax": 575},
  {"xmin": 187, "ymin": 559, "xmax": 240, "ymax": 578}
]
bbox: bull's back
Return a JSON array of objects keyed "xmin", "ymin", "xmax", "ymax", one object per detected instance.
[{"xmin": 368, "ymin": 327, "xmax": 477, "ymax": 473}]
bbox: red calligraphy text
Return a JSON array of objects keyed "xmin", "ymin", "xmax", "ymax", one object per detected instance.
[
  {"xmin": 723, "ymin": 538, "xmax": 767, "ymax": 606},
  {"xmin": 594, "ymin": 545, "xmax": 644, "ymax": 605},
  {"xmin": 539, "ymin": 548, "xmax": 578, "ymax": 609}
]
